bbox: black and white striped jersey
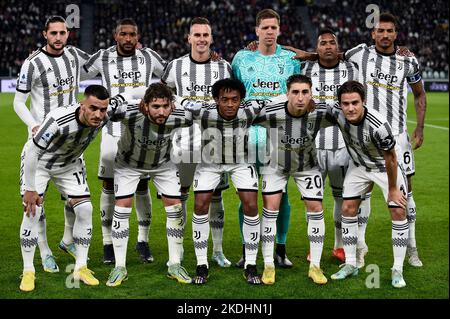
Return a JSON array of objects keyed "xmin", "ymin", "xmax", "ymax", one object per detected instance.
[
  {"xmin": 32, "ymin": 94, "xmax": 129, "ymax": 169},
  {"xmin": 253, "ymin": 95, "xmax": 326, "ymax": 173},
  {"xmin": 162, "ymin": 54, "xmax": 232, "ymax": 161},
  {"xmin": 16, "ymin": 46, "xmax": 91, "ymax": 131},
  {"xmin": 345, "ymin": 44, "xmax": 422, "ymax": 135},
  {"xmin": 162, "ymin": 54, "xmax": 232, "ymax": 101},
  {"xmin": 319, "ymin": 103, "xmax": 396, "ymax": 172},
  {"xmin": 180, "ymin": 98, "xmax": 265, "ymax": 164},
  {"xmin": 301, "ymin": 60, "xmax": 359, "ymax": 150},
  {"xmin": 116, "ymin": 106, "xmax": 192, "ymax": 169},
  {"xmin": 82, "ymin": 45, "xmax": 167, "ymax": 136}
]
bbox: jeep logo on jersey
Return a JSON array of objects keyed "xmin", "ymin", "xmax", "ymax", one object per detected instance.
[
  {"xmin": 53, "ymin": 75, "xmax": 74, "ymax": 88},
  {"xmin": 281, "ymin": 134, "xmax": 309, "ymax": 145},
  {"xmin": 370, "ymin": 68, "xmax": 398, "ymax": 84},
  {"xmin": 316, "ymin": 82, "xmax": 341, "ymax": 92},
  {"xmin": 138, "ymin": 136, "xmax": 169, "ymax": 147},
  {"xmin": 114, "ymin": 70, "xmax": 142, "ymax": 80},
  {"xmin": 252, "ymin": 79, "xmax": 280, "ymax": 91},
  {"xmin": 186, "ymin": 82, "xmax": 213, "ymax": 94}
]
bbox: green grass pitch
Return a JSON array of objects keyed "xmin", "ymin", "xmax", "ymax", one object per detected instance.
[{"xmin": 0, "ymin": 92, "xmax": 447, "ymax": 299}]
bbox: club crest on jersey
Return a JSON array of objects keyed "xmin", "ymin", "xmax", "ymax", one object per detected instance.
[
  {"xmin": 213, "ymin": 71, "xmax": 219, "ymax": 79},
  {"xmin": 397, "ymin": 62, "xmax": 404, "ymax": 70},
  {"xmin": 139, "ymin": 56, "xmax": 145, "ymax": 64},
  {"xmin": 71, "ymin": 60, "xmax": 75, "ymax": 68},
  {"xmin": 341, "ymin": 70, "xmax": 347, "ymax": 78},
  {"xmin": 278, "ymin": 63, "xmax": 285, "ymax": 74}
]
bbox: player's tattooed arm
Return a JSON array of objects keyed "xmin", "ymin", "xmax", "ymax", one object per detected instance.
[
  {"xmin": 383, "ymin": 148, "xmax": 406, "ymax": 209},
  {"xmin": 396, "ymin": 46, "xmax": 415, "ymax": 57},
  {"xmin": 410, "ymin": 81, "xmax": 427, "ymax": 149}
]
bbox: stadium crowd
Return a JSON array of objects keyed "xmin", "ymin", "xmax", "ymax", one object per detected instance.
[
  {"xmin": 1, "ymin": 0, "xmax": 447, "ymax": 78},
  {"xmin": 308, "ymin": 0, "xmax": 449, "ymax": 79}
]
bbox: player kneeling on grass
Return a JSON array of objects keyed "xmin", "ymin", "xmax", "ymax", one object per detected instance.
[
  {"xmin": 253, "ymin": 74, "xmax": 327, "ymax": 285},
  {"xmin": 20, "ymin": 85, "xmax": 137, "ymax": 292},
  {"xmin": 106, "ymin": 83, "xmax": 194, "ymax": 287},
  {"xmin": 320, "ymin": 81, "xmax": 409, "ymax": 288}
]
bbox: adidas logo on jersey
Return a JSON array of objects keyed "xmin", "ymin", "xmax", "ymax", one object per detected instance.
[
  {"xmin": 110, "ymin": 59, "xmax": 116, "ymax": 64},
  {"xmin": 369, "ymin": 58, "xmax": 375, "ymax": 62},
  {"xmin": 182, "ymin": 72, "xmax": 189, "ymax": 77},
  {"xmin": 47, "ymin": 67, "xmax": 53, "ymax": 73},
  {"xmin": 316, "ymin": 191, "xmax": 322, "ymax": 196},
  {"xmin": 248, "ymin": 67, "xmax": 255, "ymax": 73},
  {"xmin": 253, "ymin": 183, "xmax": 258, "ymax": 188}
]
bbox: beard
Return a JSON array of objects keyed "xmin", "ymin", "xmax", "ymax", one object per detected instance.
[{"xmin": 48, "ymin": 41, "xmax": 66, "ymax": 52}]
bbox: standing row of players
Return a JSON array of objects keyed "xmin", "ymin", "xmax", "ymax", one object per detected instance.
[{"xmin": 16, "ymin": 9, "xmax": 426, "ymax": 292}]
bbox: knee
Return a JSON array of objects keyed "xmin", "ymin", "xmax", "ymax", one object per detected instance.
[
  {"xmin": 305, "ymin": 201, "xmax": 323, "ymax": 212},
  {"xmin": 341, "ymin": 202, "xmax": 357, "ymax": 217},
  {"xmin": 243, "ymin": 201, "xmax": 258, "ymax": 217},
  {"xmin": 391, "ymin": 208, "xmax": 406, "ymax": 221}
]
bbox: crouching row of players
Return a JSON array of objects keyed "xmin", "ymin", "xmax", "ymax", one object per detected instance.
[{"xmin": 20, "ymin": 75, "xmax": 409, "ymax": 291}]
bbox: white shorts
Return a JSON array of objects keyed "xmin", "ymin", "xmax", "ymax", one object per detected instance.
[
  {"xmin": 395, "ymin": 131, "xmax": 415, "ymax": 176},
  {"xmin": 114, "ymin": 160, "xmax": 181, "ymax": 199},
  {"xmin": 317, "ymin": 147, "xmax": 350, "ymax": 198},
  {"xmin": 30, "ymin": 157, "xmax": 90, "ymax": 199},
  {"xmin": 193, "ymin": 163, "xmax": 258, "ymax": 193},
  {"xmin": 20, "ymin": 140, "xmax": 86, "ymax": 199},
  {"xmin": 98, "ymin": 131, "xmax": 119, "ymax": 180},
  {"xmin": 178, "ymin": 162, "xmax": 230, "ymax": 191},
  {"xmin": 343, "ymin": 161, "xmax": 408, "ymax": 206},
  {"xmin": 261, "ymin": 169, "xmax": 324, "ymax": 201}
]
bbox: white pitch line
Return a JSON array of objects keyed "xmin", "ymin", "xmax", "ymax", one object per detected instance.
[{"xmin": 407, "ymin": 120, "xmax": 449, "ymax": 131}]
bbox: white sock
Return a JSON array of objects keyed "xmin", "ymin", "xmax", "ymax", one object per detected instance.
[
  {"xmin": 243, "ymin": 215, "xmax": 260, "ymax": 268},
  {"xmin": 179, "ymin": 193, "xmax": 189, "ymax": 260},
  {"xmin": 333, "ymin": 197, "xmax": 343, "ymax": 248},
  {"xmin": 260, "ymin": 208, "xmax": 278, "ymax": 266},
  {"xmin": 20, "ymin": 207, "xmax": 41, "ymax": 272},
  {"xmin": 111, "ymin": 206, "xmax": 132, "ymax": 268},
  {"xmin": 357, "ymin": 192, "xmax": 371, "ymax": 248},
  {"xmin": 209, "ymin": 195, "xmax": 224, "ymax": 253},
  {"xmin": 192, "ymin": 213, "xmax": 210, "ymax": 266},
  {"xmin": 37, "ymin": 206, "xmax": 52, "ymax": 260},
  {"xmin": 342, "ymin": 215, "xmax": 358, "ymax": 267},
  {"xmin": 100, "ymin": 188, "xmax": 114, "ymax": 245},
  {"xmin": 392, "ymin": 219, "xmax": 409, "ymax": 272},
  {"xmin": 62, "ymin": 200, "xmax": 75, "ymax": 245},
  {"xmin": 135, "ymin": 190, "xmax": 152, "ymax": 243},
  {"xmin": 166, "ymin": 204, "xmax": 184, "ymax": 266},
  {"xmin": 72, "ymin": 200, "xmax": 93, "ymax": 270},
  {"xmin": 407, "ymin": 192, "xmax": 417, "ymax": 248},
  {"xmin": 307, "ymin": 211, "xmax": 325, "ymax": 268}
]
